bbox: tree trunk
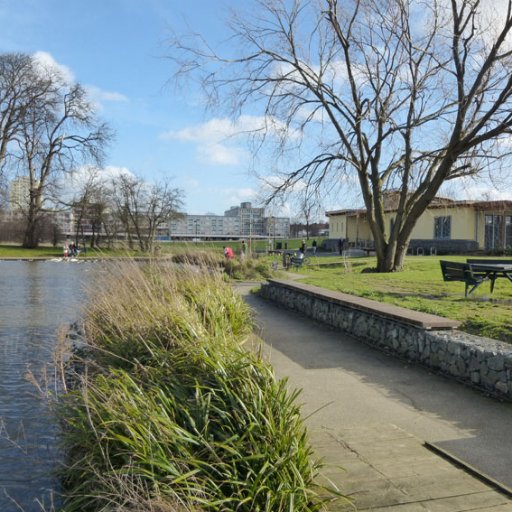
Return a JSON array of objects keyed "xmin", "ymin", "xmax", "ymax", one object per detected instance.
[
  {"xmin": 373, "ymin": 226, "xmax": 411, "ymax": 272},
  {"xmin": 22, "ymin": 189, "xmax": 43, "ymax": 249},
  {"xmin": 23, "ymin": 211, "xmax": 39, "ymax": 248}
]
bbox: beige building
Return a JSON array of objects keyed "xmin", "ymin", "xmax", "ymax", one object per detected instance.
[{"xmin": 327, "ymin": 197, "xmax": 512, "ymax": 253}]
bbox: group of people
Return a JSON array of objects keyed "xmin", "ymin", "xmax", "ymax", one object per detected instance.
[
  {"xmin": 63, "ymin": 242, "xmax": 80, "ymax": 258},
  {"xmin": 224, "ymin": 239, "xmax": 320, "ymax": 262},
  {"xmin": 224, "ymin": 240, "xmax": 246, "ymax": 260},
  {"xmin": 299, "ymin": 239, "xmax": 318, "ymax": 255}
]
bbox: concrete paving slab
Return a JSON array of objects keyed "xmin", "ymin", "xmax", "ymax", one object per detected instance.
[
  {"xmin": 310, "ymin": 425, "xmax": 510, "ymax": 511},
  {"xmin": 236, "ymin": 285, "xmax": 512, "ymax": 511},
  {"xmin": 354, "ymin": 494, "xmax": 512, "ymax": 512}
]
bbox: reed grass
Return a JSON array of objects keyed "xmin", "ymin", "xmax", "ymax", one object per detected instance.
[{"xmin": 58, "ymin": 260, "xmax": 333, "ymax": 511}]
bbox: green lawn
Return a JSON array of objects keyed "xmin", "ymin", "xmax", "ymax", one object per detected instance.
[
  {"xmin": 299, "ymin": 255, "xmax": 512, "ymax": 343},
  {"xmin": 0, "ymin": 244, "xmax": 142, "ymax": 259},
  {"xmin": 0, "ymin": 244, "xmax": 63, "ymax": 258}
]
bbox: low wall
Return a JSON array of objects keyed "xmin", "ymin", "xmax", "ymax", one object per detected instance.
[{"xmin": 260, "ymin": 279, "xmax": 512, "ymax": 400}]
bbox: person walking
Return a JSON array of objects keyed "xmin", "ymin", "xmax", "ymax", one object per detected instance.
[{"xmin": 312, "ymin": 239, "xmax": 317, "ymax": 255}]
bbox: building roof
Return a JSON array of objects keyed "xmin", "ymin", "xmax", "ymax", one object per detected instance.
[
  {"xmin": 326, "ymin": 208, "xmax": 366, "ymax": 217},
  {"xmin": 326, "ymin": 199, "xmax": 512, "ymax": 217}
]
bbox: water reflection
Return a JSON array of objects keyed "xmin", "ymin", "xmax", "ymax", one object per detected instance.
[{"xmin": 0, "ymin": 261, "xmax": 96, "ymax": 511}]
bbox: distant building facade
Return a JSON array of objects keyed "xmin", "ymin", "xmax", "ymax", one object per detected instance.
[
  {"xmin": 169, "ymin": 202, "xmax": 290, "ymax": 240},
  {"xmin": 9, "ymin": 176, "xmax": 34, "ymax": 212}
]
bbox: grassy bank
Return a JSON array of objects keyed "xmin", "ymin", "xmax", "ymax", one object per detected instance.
[
  {"xmin": 0, "ymin": 238, "xmax": 326, "ymax": 260},
  {"xmin": 299, "ymin": 255, "xmax": 512, "ymax": 343},
  {"xmin": 58, "ymin": 261, "xmax": 334, "ymax": 511},
  {"xmin": 0, "ymin": 244, "xmax": 141, "ymax": 259}
]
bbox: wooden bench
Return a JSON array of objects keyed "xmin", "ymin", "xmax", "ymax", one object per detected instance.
[{"xmin": 439, "ymin": 260, "xmax": 489, "ymax": 297}]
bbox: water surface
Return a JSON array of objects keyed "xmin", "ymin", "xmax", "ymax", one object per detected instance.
[{"xmin": 0, "ymin": 260, "xmax": 97, "ymax": 511}]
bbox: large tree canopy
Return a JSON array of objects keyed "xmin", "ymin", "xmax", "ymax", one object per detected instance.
[
  {"xmin": 171, "ymin": 0, "xmax": 512, "ymax": 271},
  {"xmin": 0, "ymin": 52, "xmax": 112, "ymax": 248}
]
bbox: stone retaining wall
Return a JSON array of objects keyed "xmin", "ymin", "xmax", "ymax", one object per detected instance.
[{"xmin": 260, "ymin": 279, "xmax": 512, "ymax": 400}]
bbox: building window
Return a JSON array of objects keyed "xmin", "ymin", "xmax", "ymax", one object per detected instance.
[{"xmin": 434, "ymin": 216, "xmax": 451, "ymax": 239}]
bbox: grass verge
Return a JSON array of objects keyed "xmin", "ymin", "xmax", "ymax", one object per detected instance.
[{"xmin": 300, "ymin": 255, "xmax": 512, "ymax": 343}]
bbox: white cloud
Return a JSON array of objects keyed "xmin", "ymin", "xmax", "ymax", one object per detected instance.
[
  {"xmin": 31, "ymin": 53, "xmax": 128, "ymax": 110},
  {"xmin": 85, "ymin": 85, "xmax": 129, "ymax": 105},
  {"xmin": 162, "ymin": 115, "xmax": 278, "ymax": 142},
  {"xmin": 32, "ymin": 51, "xmax": 75, "ymax": 84},
  {"xmin": 61, "ymin": 165, "xmax": 134, "ymax": 200},
  {"xmin": 224, "ymin": 187, "xmax": 258, "ymax": 205},
  {"xmin": 198, "ymin": 143, "xmax": 243, "ymax": 165},
  {"xmin": 461, "ymin": 185, "xmax": 512, "ymax": 202},
  {"xmin": 160, "ymin": 115, "xmax": 297, "ymax": 166}
]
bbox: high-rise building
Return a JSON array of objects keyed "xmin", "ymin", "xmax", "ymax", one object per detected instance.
[
  {"xmin": 224, "ymin": 202, "xmax": 265, "ymax": 237},
  {"xmin": 9, "ymin": 176, "xmax": 33, "ymax": 212}
]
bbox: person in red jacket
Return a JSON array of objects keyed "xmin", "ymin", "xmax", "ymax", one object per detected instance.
[{"xmin": 224, "ymin": 246, "xmax": 235, "ymax": 259}]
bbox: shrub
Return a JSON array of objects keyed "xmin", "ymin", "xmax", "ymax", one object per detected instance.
[{"xmin": 58, "ymin": 261, "xmax": 328, "ymax": 511}]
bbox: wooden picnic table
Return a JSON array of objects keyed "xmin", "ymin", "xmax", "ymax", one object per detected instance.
[{"xmin": 467, "ymin": 260, "xmax": 512, "ymax": 293}]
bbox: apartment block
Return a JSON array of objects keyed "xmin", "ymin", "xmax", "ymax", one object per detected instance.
[{"xmin": 169, "ymin": 202, "xmax": 290, "ymax": 239}]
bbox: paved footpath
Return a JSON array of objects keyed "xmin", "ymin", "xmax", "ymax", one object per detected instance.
[{"xmin": 236, "ymin": 283, "xmax": 512, "ymax": 511}]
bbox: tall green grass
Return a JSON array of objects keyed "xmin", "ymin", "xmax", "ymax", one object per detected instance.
[{"xmin": 58, "ymin": 261, "xmax": 331, "ymax": 511}]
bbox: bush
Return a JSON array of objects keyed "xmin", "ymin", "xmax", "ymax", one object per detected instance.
[
  {"xmin": 222, "ymin": 257, "xmax": 273, "ymax": 280},
  {"xmin": 58, "ymin": 261, "xmax": 328, "ymax": 511}
]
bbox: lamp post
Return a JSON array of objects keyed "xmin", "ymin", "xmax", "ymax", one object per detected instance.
[{"xmin": 248, "ymin": 210, "xmax": 252, "ymax": 256}]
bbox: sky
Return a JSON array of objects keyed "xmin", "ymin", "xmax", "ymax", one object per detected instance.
[
  {"xmin": 0, "ymin": 0, "xmax": 271, "ymax": 216},
  {"xmin": 1, "ymin": 0, "xmax": 511, "ymax": 219}
]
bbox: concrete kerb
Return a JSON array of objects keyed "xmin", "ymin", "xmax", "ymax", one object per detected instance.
[{"xmin": 259, "ymin": 278, "xmax": 512, "ymax": 401}]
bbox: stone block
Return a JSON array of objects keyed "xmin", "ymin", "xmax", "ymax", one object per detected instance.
[
  {"xmin": 488, "ymin": 355, "xmax": 505, "ymax": 372},
  {"xmin": 260, "ymin": 280, "xmax": 512, "ymax": 402}
]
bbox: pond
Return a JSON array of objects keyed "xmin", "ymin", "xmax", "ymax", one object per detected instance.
[{"xmin": 0, "ymin": 260, "xmax": 99, "ymax": 511}]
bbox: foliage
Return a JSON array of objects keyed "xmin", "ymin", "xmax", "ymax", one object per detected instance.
[
  {"xmin": 301, "ymin": 256, "xmax": 512, "ymax": 343},
  {"xmin": 223, "ymin": 257, "xmax": 274, "ymax": 281},
  {"xmin": 58, "ymin": 262, "xmax": 332, "ymax": 511}
]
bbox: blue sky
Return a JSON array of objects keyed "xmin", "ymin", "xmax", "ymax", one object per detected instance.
[
  {"xmin": 2, "ymin": 0, "xmax": 510, "ymax": 219},
  {"xmin": 0, "ymin": 0, "xmax": 266, "ymax": 216}
]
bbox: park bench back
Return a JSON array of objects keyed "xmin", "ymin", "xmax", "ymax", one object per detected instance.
[
  {"xmin": 439, "ymin": 260, "xmax": 488, "ymax": 297},
  {"xmin": 439, "ymin": 260, "xmax": 472, "ymax": 281}
]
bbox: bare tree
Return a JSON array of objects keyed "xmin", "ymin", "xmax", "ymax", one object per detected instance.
[
  {"xmin": 170, "ymin": 0, "xmax": 512, "ymax": 271},
  {"xmin": 111, "ymin": 174, "xmax": 183, "ymax": 253},
  {"xmin": 17, "ymin": 81, "xmax": 111, "ymax": 248},
  {"xmin": 65, "ymin": 167, "xmax": 102, "ymax": 248},
  {"xmin": 295, "ymin": 189, "xmax": 323, "ymax": 240},
  {"xmin": 0, "ymin": 53, "xmax": 56, "ymax": 179},
  {"xmin": 0, "ymin": 52, "xmax": 112, "ymax": 247}
]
